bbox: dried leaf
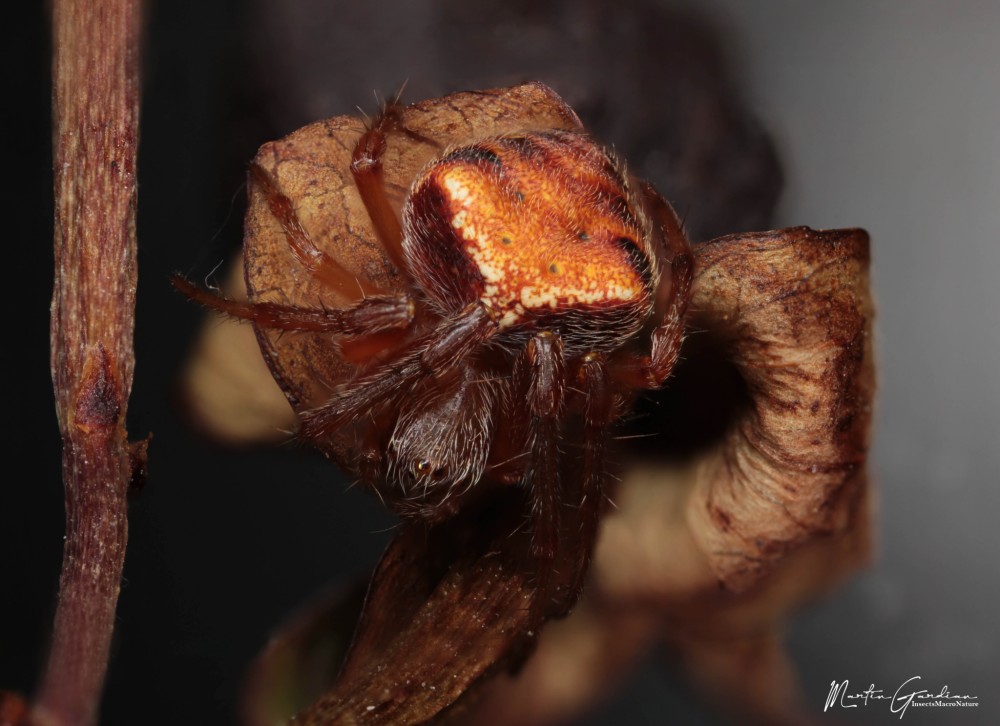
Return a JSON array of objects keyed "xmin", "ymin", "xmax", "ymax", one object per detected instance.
[{"xmin": 298, "ymin": 496, "xmax": 539, "ymax": 724}]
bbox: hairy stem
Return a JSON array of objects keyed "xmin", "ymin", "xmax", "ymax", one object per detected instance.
[{"xmin": 35, "ymin": 0, "xmax": 141, "ymax": 724}]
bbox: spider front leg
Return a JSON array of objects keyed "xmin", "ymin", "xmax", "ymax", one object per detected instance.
[
  {"xmin": 351, "ymin": 99, "xmax": 441, "ymax": 276},
  {"xmin": 250, "ymin": 162, "xmax": 382, "ymax": 299},
  {"xmin": 299, "ymin": 303, "xmax": 496, "ymax": 443},
  {"xmin": 517, "ymin": 331, "xmax": 568, "ymax": 618},
  {"xmin": 569, "ymin": 352, "xmax": 614, "ymax": 599},
  {"xmin": 170, "ymin": 275, "xmax": 414, "ymax": 335},
  {"xmin": 615, "ymin": 182, "xmax": 695, "ymax": 389},
  {"xmin": 519, "ymin": 339, "xmax": 616, "ymax": 618}
]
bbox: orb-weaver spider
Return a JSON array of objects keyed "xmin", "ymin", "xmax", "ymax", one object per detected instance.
[{"xmin": 175, "ymin": 84, "xmax": 693, "ymax": 619}]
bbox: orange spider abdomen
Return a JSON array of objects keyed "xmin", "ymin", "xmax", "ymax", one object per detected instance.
[{"xmin": 403, "ymin": 131, "xmax": 655, "ymax": 340}]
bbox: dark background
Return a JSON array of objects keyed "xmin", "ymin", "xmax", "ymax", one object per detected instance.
[{"xmin": 4, "ymin": 1, "xmax": 998, "ymax": 724}]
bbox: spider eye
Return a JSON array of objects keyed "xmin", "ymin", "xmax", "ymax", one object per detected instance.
[{"xmin": 411, "ymin": 459, "xmax": 448, "ymax": 481}]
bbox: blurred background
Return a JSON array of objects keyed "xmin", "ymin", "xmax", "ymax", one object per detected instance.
[{"xmin": 4, "ymin": 0, "xmax": 998, "ymax": 723}]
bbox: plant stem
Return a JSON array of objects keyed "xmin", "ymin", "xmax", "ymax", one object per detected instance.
[{"xmin": 36, "ymin": 0, "xmax": 141, "ymax": 724}]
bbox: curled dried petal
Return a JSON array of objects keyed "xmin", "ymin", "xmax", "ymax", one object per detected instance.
[{"xmin": 686, "ymin": 227, "xmax": 873, "ymax": 591}]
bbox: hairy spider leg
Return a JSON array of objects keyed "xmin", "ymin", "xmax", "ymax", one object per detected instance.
[
  {"xmin": 350, "ymin": 100, "xmax": 442, "ymax": 278},
  {"xmin": 613, "ymin": 183, "xmax": 694, "ymax": 389},
  {"xmin": 518, "ymin": 331, "xmax": 567, "ymax": 620},
  {"xmin": 170, "ymin": 275, "xmax": 414, "ymax": 335},
  {"xmin": 298, "ymin": 304, "xmax": 496, "ymax": 443},
  {"xmin": 172, "ymin": 151, "xmax": 422, "ymax": 341},
  {"xmin": 249, "ymin": 162, "xmax": 382, "ymax": 300},
  {"xmin": 570, "ymin": 352, "xmax": 614, "ymax": 602},
  {"xmin": 640, "ymin": 181, "xmax": 691, "ymax": 320}
]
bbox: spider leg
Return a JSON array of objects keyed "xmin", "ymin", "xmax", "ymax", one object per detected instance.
[
  {"xmin": 569, "ymin": 352, "xmax": 614, "ymax": 600},
  {"xmin": 171, "ymin": 275, "xmax": 414, "ymax": 335},
  {"xmin": 614, "ymin": 181, "xmax": 695, "ymax": 389},
  {"xmin": 519, "ymin": 331, "xmax": 567, "ymax": 619},
  {"xmin": 350, "ymin": 100, "xmax": 441, "ymax": 276},
  {"xmin": 640, "ymin": 181, "xmax": 691, "ymax": 320},
  {"xmin": 249, "ymin": 163, "xmax": 381, "ymax": 299},
  {"xmin": 299, "ymin": 303, "xmax": 495, "ymax": 443}
]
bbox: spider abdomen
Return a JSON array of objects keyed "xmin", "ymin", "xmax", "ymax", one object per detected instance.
[{"xmin": 403, "ymin": 131, "xmax": 656, "ymax": 349}]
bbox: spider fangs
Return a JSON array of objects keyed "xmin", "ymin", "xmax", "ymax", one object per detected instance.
[{"xmin": 176, "ymin": 98, "xmax": 693, "ymax": 617}]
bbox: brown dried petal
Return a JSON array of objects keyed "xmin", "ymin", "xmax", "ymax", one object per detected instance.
[
  {"xmin": 295, "ymin": 496, "xmax": 538, "ymax": 724},
  {"xmin": 686, "ymin": 227, "xmax": 873, "ymax": 591}
]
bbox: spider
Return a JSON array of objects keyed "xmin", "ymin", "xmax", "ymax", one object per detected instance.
[{"xmin": 176, "ymin": 88, "xmax": 693, "ymax": 618}]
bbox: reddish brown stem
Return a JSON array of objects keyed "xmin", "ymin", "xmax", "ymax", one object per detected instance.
[{"xmin": 35, "ymin": 0, "xmax": 141, "ymax": 724}]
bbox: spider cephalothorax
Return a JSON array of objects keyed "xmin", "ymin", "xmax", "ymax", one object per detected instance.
[
  {"xmin": 404, "ymin": 131, "xmax": 657, "ymax": 347},
  {"xmin": 176, "ymin": 83, "xmax": 693, "ymax": 617}
]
